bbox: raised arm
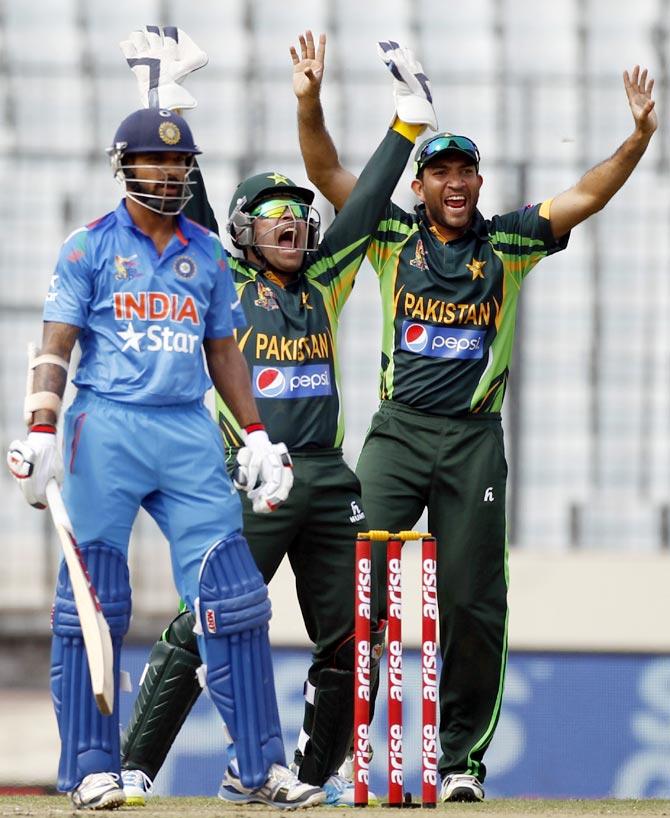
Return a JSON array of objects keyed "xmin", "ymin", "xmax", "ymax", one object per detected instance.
[
  {"xmin": 548, "ymin": 65, "xmax": 657, "ymax": 239},
  {"xmin": 291, "ymin": 31, "xmax": 357, "ymax": 211}
]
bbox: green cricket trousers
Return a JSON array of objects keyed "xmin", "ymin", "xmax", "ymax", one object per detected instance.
[{"xmin": 356, "ymin": 400, "xmax": 509, "ymax": 783}]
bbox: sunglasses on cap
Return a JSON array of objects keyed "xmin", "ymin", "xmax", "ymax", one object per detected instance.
[
  {"xmin": 250, "ymin": 199, "xmax": 311, "ymax": 220},
  {"xmin": 414, "ymin": 133, "xmax": 481, "ymax": 175}
]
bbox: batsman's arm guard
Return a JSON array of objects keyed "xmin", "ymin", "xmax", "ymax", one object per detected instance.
[
  {"xmin": 121, "ymin": 610, "xmax": 201, "ymax": 780},
  {"xmin": 296, "ymin": 621, "xmax": 386, "ymax": 786},
  {"xmin": 24, "ymin": 342, "xmax": 69, "ymax": 425}
]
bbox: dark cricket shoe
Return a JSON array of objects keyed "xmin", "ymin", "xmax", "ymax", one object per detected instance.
[
  {"xmin": 70, "ymin": 772, "xmax": 126, "ymax": 810},
  {"xmin": 218, "ymin": 761, "xmax": 326, "ymax": 810},
  {"xmin": 440, "ymin": 773, "xmax": 485, "ymax": 802}
]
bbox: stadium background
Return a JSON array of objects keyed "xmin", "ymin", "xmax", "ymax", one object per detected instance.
[{"xmin": 2, "ymin": 0, "xmax": 670, "ymax": 800}]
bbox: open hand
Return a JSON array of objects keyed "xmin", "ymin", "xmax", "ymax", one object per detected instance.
[
  {"xmin": 290, "ymin": 30, "xmax": 326, "ymax": 100},
  {"xmin": 624, "ymin": 65, "xmax": 657, "ymax": 137}
]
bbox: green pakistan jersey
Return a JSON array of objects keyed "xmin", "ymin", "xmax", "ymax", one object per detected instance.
[
  {"xmin": 367, "ymin": 200, "xmax": 569, "ymax": 415},
  {"xmin": 213, "ymin": 129, "xmax": 414, "ymax": 450}
]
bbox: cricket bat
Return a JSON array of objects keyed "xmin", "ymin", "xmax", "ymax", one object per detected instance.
[{"xmin": 46, "ymin": 479, "xmax": 114, "ymax": 715}]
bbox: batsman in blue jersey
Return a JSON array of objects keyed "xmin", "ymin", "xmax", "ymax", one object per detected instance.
[{"xmin": 6, "ymin": 107, "xmax": 324, "ymax": 811}]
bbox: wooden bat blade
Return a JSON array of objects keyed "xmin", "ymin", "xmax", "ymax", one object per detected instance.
[
  {"xmin": 46, "ymin": 482, "xmax": 114, "ymax": 715},
  {"xmin": 56, "ymin": 524, "xmax": 114, "ymax": 715}
]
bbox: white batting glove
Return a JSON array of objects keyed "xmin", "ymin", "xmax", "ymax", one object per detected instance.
[
  {"xmin": 377, "ymin": 40, "xmax": 438, "ymax": 131},
  {"xmin": 233, "ymin": 430, "xmax": 294, "ymax": 514},
  {"xmin": 120, "ymin": 25, "xmax": 208, "ymax": 111},
  {"xmin": 7, "ymin": 427, "xmax": 64, "ymax": 509},
  {"xmin": 247, "ymin": 442, "xmax": 294, "ymax": 514}
]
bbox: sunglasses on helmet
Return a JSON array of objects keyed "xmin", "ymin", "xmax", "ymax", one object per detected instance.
[
  {"xmin": 250, "ymin": 199, "xmax": 311, "ymax": 220},
  {"xmin": 414, "ymin": 134, "xmax": 481, "ymax": 175}
]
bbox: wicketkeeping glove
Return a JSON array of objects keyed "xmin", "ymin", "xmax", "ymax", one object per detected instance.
[
  {"xmin": 377, "ymin": 40, "xmax": 438, "ymax": 131},
  {"xmin": 233, "ymin": 430, "xmax": 294, "ymax": 514},
  {"xmin": 7, "ymin": 425, "xmax": 64, "ymax": 509},
  {"xmin": 120, "ymin": 25, "xmax": 208, "ymax": 111}
]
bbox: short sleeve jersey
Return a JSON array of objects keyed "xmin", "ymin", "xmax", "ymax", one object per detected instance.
[
  {"xmin": 43, "ymin": 200, "xmax": 245, "ymax": 405},
  {"xmin": 213, "ymin": 129, "xmax": 415, "ymax": 450},
  {"xmin": 367, "ymin": 200, "xmax": 569, "ymax": 415}
]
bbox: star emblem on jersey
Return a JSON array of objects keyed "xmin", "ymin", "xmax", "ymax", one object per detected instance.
[
  {"xmin": 267, "ymin": 172, "xmax": 289, "ymax": 185},
  {"xmin": 300, "ymin": 291, "xmax": 312, "ymax": 310},
  {"xmin": 466, "ymin": 258, "xmax": 487, "ymax": 280},
  {"xmin": 117, "ymin": 321, "xmax": 145, "ymax": 352}
]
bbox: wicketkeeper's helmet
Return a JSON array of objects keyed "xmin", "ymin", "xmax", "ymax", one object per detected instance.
[{"xmin": 226, "ymin": 171, "xmax": 320, "ymax": 252}]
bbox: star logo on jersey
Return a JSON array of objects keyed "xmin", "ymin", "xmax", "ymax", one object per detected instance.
[
  {"xmin": 117, "ymin": 321, "xmax": 145, "ymax": 352},
  {"xmin": 254, "ymin": 281, "xmax": 279, "ymax": 311},
  {"xmin": 466, "ymin": 257, "xmax": 487, "ymax": 280},
  {"xmin": 267, "ymin": 172, "xmax": 289, "ymax": 185},
  {"xmin": 409, "ymin": 239, "xmax": 428, "ymax": 271},
  {"xmin": 300, "ymin": 291, "xmax": 312, "ymax": 310}
]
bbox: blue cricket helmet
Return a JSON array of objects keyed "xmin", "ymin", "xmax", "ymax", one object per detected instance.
[
  {"xmin": 109, "ymin": 108, "xmax": 201, "ymax": 156},
  {"xmin": 108, "ymin": 109, "xmax": 201, "ymax": 215}
]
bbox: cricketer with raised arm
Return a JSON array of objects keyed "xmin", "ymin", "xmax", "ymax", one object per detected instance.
[
  {"xmin": 114, "ymin": 25, "xmax": 439, "ymax": 810},
  {"xmin": 296, "ymin": 54, "xmax": 658, "ymax": 802}
]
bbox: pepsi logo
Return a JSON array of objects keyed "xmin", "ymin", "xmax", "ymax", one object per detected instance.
[
  {"xmin": 256, "ymin": 367, "xmax": 286, "ymax": 398},
  {"xmin": 404, "ymin": 323, "xmax": 428, "ymax": 352}
]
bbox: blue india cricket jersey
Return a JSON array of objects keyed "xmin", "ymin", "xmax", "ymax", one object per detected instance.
[{"xmin": 43, "ymin": 200, "xmax": 246, "ymax": 405}]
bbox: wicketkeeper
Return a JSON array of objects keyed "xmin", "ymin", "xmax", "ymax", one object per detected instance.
[{"xmin": 114, "ymin": 26, "xmax": 437, "ymax": 808}]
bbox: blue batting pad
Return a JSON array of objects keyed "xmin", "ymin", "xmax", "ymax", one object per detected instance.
[
  {"xmin": 198, "ymin": 533, "xmax": 285, "ymax": 788},
  {"xmin": 50, "ymin": 543, "xmax": 131, "ymax": 792}
]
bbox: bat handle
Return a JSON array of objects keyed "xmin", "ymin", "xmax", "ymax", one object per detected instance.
[{"xmin": 46, "ymin": 479, "xmax": 73, "ymax": 533}]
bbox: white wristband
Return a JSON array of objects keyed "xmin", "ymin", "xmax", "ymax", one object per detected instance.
[{"xmin": 24, "ymin": 392, "xmax": 62, "ymax": 426}]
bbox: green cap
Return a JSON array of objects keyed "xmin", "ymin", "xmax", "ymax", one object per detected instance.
[{"xmin": 228, "ymin": 171, "xmax": 314, "ymax": 217}]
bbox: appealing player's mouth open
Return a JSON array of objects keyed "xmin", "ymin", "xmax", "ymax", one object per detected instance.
[
  {"xmin": 277, "ymin": 226, "xmax": 298, "ymax": 248},
  {"xmin": 444, "ymin": 195, "xmax": 466, "ymax": 210}
]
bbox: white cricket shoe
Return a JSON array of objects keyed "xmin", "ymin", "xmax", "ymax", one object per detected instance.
[
  {"xmin": 121, "ymin": 769, "xmax": 154, "ymax": 806},
  {"xmin": 70, "ymin": 772, "xmax": 126, "ymax": 810},
  {"xmin": 218, "ymin": 761, "xmax": 326, "ymax": 810},
  {"xmin": 440, "ymin": 773, "xmax": 485, "ymax": 802},
  {"xmin": 323, "ymin": 772, "xmax": 379, "ymax": 807}
]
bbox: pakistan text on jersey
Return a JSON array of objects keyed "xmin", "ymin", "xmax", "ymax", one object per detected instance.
[
  {"xmin": 402, "ymin": 291, "xmax": 498, "ymax": 327},
  {"xmin": 255, "ymin": 331, "xmax": 331, "ymax": 362}
]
